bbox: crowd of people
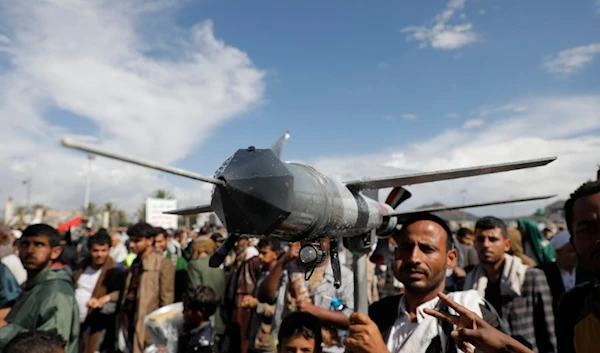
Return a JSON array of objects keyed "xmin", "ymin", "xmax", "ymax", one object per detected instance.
[{"xmin": 0, "ymin": 178, "xmax": 598, "ymax": 353}]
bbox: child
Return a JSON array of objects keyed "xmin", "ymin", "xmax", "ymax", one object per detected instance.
[
  {"xmin": 179, "ymin": 286, "xmax": 218, "ymax": 353},
  {"xmin": 277, "ymin": 312, "xmax": 322, "ymax": 353},
  {"xmin": 4, "ymin": 330, "xmax": 66, "ymax": 353}
]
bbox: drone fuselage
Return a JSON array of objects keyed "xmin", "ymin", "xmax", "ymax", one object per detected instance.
[{"xmin": 209, "ymin": 147, "xmax": 396, "ymax": 242}]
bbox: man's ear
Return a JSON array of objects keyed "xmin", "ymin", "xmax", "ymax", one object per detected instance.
[
  {"xmin": 503, "ymin": 238, "xmax": 512, "ymax": 253},
  {"xmin": 446, "ymin": 248, "xmax": 458, "ymax": 269},
  {"xmin": 50, "ymin": 246, "xmax": 63, "ymax": 261}
]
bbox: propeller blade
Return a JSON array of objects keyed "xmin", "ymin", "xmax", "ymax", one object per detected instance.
[
  {"xmin": 270, "ymin": 131, "xmax": 291, "ymax": 159},
  {"xmin": 344, "ymin": 157, "xmax": 556, "ymax": 190},
  {"xmin": 61, "ymin": 137, "xmax": 225, "ymax": 186},
  {"xmin": 163, "ymin": 204, "xmax": 213, "ymax": 216},
  {"xmin": 386, "ymin": 195, "xmax": 557, "ymax": 218}
]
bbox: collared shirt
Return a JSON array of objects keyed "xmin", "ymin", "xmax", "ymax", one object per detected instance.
[
  {"xmin": 386, "ymin": 296, "xmax": 440, "ymax": 353},
  {"xmin": 560, "ymin": 267, "xmax": 576, "ymax": 293}
]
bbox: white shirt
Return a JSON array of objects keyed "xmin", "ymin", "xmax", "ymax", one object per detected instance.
[
  {"xmin": 109, "ymin": 243, "xmax": 128, "ymax": 263},
  {"xmin": 1, "ymin": 254, "xmax": 27, "ymax": 284},
  {"xmin": 75, "ymin": 266, "xmax": 103, "ymax": 322},
  {"xmin": 560, "ymin": 266, "xmax": 576, "ymax": 292},
  {"xmin": 386, "ymin": 295, "xmax": 440, "ymax": 353}
]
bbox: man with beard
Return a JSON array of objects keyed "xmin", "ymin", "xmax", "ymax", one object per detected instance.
[
  {"xmin": 343, "ymin": 212, "xmax": 505, "ymax": 353},
  {"xmin": 0, "ymin": 224, "xmax": 79, "ymax": 353},
  {"xmin": 463, "ymin": 217, "xmax": 556, "ymax": 353},
  {"xmin": 120, "ymin": 222, "xmax": 174, "ymax": 353},
  {"xmin": 556, "ymin": 180, "xmax": 600, "ymax": 353}
]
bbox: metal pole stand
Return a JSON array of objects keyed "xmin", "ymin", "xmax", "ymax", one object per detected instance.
[{"xmin": 343, "ymin": 229, "xmax": 375, "ymax": 315}]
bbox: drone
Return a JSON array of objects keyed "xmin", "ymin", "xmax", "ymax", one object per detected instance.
[{"xmin": 61, "ymin": 132, "xmax": 555, "ymax": 312}]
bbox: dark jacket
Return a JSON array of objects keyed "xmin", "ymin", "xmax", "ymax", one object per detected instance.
[
  {"xmin": 538, "ymin": 262, "xmax": 566, "ymax": 316},
  {"xmin": 74, "ymin": 257, "xmax": 125, "ymax": 353},
  {"xmin": 0, "ymin": 268, "xmax": 80, "ymax": 353},
  {"xmin": 178, "ymin": 322, "xmax": 215, "ymax": 353}
]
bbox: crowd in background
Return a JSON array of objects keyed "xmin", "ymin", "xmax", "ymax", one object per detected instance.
[{"xmin": 0, "ymin": 178, "xmax": 599, "ymax": 353}]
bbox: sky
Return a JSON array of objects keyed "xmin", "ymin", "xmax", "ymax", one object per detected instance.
[{"xmin": 0, "ymin": 0, "xmax": 599, "ymax": 221}]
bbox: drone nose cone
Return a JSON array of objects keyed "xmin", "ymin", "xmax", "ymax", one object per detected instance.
[{"xmin": 211, "ymin": 148, "xmax": 293, "ymax": 235}]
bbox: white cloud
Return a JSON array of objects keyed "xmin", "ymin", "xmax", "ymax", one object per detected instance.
[
  {"xmin": 543, "ymin": 43, "xmax": 600, "ymax": 75},
  {"xmin": 310, "ymin": 95, "xmax": 600, "ymax": 218},
  {"xmin": 403, "ymin": 113, "xmax": 417, "ymax": 120},
  {"xmin": 401, "ymin": 0, "xmax": 479, "ymax": 50},
  {"xmin": 476, "ymin": 103, "xmax": 528, "ymax": 117},
  {"xmin": 479, "ymin": 9, "xmax": 486, "ymax": 15},
  {"xmin": 462, "ymin": 119, "xmax": 484, "ymax": 128},
  {"xmin": 596, "ymin": 0, "xmax": 600, "ymax": 14},
  {"xmin": 383, "ymin": 115, "xmax": 394, "ymax": 121},
  {"xmin": 0, "ymin": 0, "xmax": 265, "ymax": 216},
  {"xmin": 446, "ymin": 113, "xmax": 459, "ymax": 118}
]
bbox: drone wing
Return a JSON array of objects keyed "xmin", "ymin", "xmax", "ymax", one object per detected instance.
[
  {"xmin": 344, "ymin": 157, "xmax": 556, "ymax": 190},
  {"xmin": 163, "ymin": 204, "xmax": 213, "ymax": 216},
  {"xmin": 385, "ymin": 195, "xmax": 556, "ymax": 218}
]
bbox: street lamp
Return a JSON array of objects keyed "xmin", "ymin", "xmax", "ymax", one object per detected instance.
[
  {"xmin": 22, "ymin": 177, "xmax": 31, "ymax": 212},
  {"xmin": 84, "ymin": 154, "xmax": 95, "ymax": 212}
]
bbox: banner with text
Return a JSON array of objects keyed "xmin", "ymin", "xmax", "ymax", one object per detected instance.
[{"xmin": 146, "ymin": 198, "xmax": 178, "ymax": 229}]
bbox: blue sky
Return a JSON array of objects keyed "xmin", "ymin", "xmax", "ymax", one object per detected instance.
[{"xmin": 0, "ymin": 0, "xmax": 599, "ymax": 219}]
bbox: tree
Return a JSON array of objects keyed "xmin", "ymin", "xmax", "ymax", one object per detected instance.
[
  {"xmin": 32, "ymin": 204, "xmax": 46, "ymax": 210},
  {"xmin": 151, "ymin": 189, "xmax": 174, "ymax": 199},
  {"xmin": 15, "ymin": 206, "xmax": 25, "ymax": 216},
  {"xmin": 117, "ymin": 210, "xmax": 128, "ymax": 227},
  {"xmin": 136, "ymin": 203, "xmax": 146, "ymax": 222},
  {"xmin": 86, "ymin": 202, "xmax": 97, "ymax": 217}
]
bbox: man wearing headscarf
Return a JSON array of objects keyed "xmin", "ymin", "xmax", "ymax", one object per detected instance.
[{"xmin": 517, "ymin": 219, "xmax": 556, "ymax": 266}]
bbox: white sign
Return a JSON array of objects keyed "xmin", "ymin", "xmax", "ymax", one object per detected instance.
[{"xmin": 145, "ymin": 198, "xmax": 178, "ymax": 229}]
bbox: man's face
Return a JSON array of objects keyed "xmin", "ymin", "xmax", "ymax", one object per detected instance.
[
  {"xmin": 571, "ymin": 193, "xmax": 600, "ymax": 276},
  {"xmin": 277, "ymin": 335, "xmax": 318, "ymax": 353},
  {"xmin": 258, "ymin": 245, "xmax": 279, "ymax": 267},
  {"xmin": 128, "ymin": 236, "xmax": 152, "ymax": 255},
  {"xmin": 90, "ymin": 243, "xmax": 110, "ymax": 267},
  {"xmin": 394, "ymin": 220, "xmax": 456, "ymax": 294},
  {"xmin": 182, "ymin": 299, "xmax": 202, "ymax": 326},
  {"xmin": 19, "ymin": 235, "xmax": 61, "ymax": 271},
  {"xmin": 154, "ymin": 233, "xmax": 167, "ymax": 253},
  {"xmin": 556, "ymin": 243, "xmax": 578, "ymax": 271},
  {"xmin": 474, "ymin": 227, "xmax": 510, "ymax": 265},
  {"xmin": 111, "ymin": 234, "xmax": 120, "ymax": 247},
  {"xmin": 458, "ymin": 233, "xmax": 474, "ymax": 246}
]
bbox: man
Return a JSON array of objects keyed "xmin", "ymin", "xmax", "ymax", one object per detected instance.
[
  {"xmin": 0, "ymin": 224, "xmax": 79, "ymax": 353},
  {"xmin": 186, "ymin": 237, "xmax": 227, "ymax": 350},
  {"xmin": 556, "ymin": 180, "xmax": 600, "ymax": 353},
  {"xmin": 0, "ymin": 263, "xmax": 20, "ymax": 320},
  {"xmin": 464, "ymin": 216, "xmax": 556, "ymax": 353},
  {"xmin": 74, "ymin": 230, "xmax": 125, "ymax": 353},
  {"xmin": 120, "ymin": 222, "xmax": 175, "ymax": 353},
  {"xmin": 109, "ymin": 231, "xmax": 128, "ymax": 264},
  {"xmin": 242, "ymin": 238, "xmax": 282, "ymax": 353},
  {"xmin": 455, "ymin": 228, "xmax": 479, "ymax": 271},
  {"xmin": 343, "ymin": 212, "xmax": 505, "ymax": 353},
  {"xmin": 539, "ymin": 230, "xmax": 577, "ymax": 317},
  {"xmin": 258, "ymin": 238, "xmax": 355, "ymax": 353},
  {"xmin": 154, "ymin": 227, "xmax": 188, "ymax": 301}
]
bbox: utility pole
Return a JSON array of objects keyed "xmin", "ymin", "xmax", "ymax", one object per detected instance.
[
  {"xmin": 460, "ymin": 188, "xmax": 467, "ymax": 224},
  {"xmin": 84, "ymin": 154, "xmax": 95, "ymax": 213},
  {"xmin": 22, "ymin": 177, "xmax": 31, "ymax": 212}
]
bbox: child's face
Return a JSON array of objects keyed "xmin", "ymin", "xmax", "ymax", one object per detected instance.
[
  {"xmin": 277, "ymin": 335, "xmax": 319, "ymax": 353},
  {"xmin": 182, "ymin": 300, "xmax": 203, "ymax": 326}
]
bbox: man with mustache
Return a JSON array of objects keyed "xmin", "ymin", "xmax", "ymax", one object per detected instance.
[
  {"xmin": 344, "ymin": 212, "xmax": 506, "ymax": 353},
  {"xmin": 0, "ymin": 224, "xmax": 79, "ymax": 353},
  {"xmin": 463, "ymin": 217, "xmax": 556, "ymax": 353},
  {"xmin": 556, "ymin": 180, "xmax": 600, "ymax": 353}
]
